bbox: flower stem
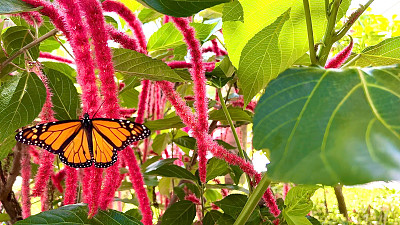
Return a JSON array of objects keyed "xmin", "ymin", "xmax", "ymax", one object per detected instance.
[
  {"xmin": 303, "ymin": 0, "xmax": 317, "ymax": 65},
  {"xmin": 234, "ymin": 174, "xmax": 271, "ymax": 225},
  {"xmin": 217, "ymin": 88, "xmax": 253, "ymax": 192}
]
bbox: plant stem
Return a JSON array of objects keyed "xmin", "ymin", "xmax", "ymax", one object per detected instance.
[
  {"xmin": 0, "ymin": 29, "xmax": 59, "ymax": 71},
  {"xmin": 217, "ymin": 88, "xmax": 253, "ymax": 193},
  {"xmin": 316, "ymin": 0, "xmax": 342, "ymax": 66},
  {"xmin": 334, "ymin": 0, "xmax": 374, "ymax": 42},
  {"xmin": 303, "ymin": 0, "xmax": 318, "ymax": 65},
  {"xmin": 234, "ymin": 174, "xmax": 271, "ymax": 225}
]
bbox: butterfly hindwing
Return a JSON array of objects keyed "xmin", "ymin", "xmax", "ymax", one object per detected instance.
[
  {"xmin": 58, "ymin": 128, "xmax": 93, "ymax": 168},
  {"xmin": 91, "ymin": 118, "xmax": 151, "ymax": 151},
  {"xmin": 15, "ymin": 120, "xmax": 82, "ymax": 154},
  {"xmin": 92, "ymin": 127, "xmax": 117, "ymax": 168}
]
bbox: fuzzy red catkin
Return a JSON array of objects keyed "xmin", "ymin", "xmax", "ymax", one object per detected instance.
[
  {"xmin": 171, "ymin": 17, "xmax": 208, "ymax": 183},
  {"xmin": 324, "ymin": 37, "xmax": 353, "ymax": 69},
  {"xmin": 106, "ymin": 25, "xmax": 141, "ymax": 52},
  {"xmin": 63, "ymin": 166, "xmax": 78, "ymax": 204},
  {"xmin": 21, "ymin": 0, "xmax": 69, "ymax": 37},
  {"xmin": 185, "ymin": 194, "xmax": 201, "ymax": 205},
  {"xmin": 102, "ymin": 0, "xmax": 147, "ymax": 53},
  {"xmin": 55, "ymin": 0, "xmax": 100, "ymax": 209},
  {"xmin": 21, "ymin": 145, "xmax": 31, "ymax": 219},
  {"xmin": 39, "ymin": 52, "xmax": 74, "ymax": 64},
  {"xmin": 17, "ymin": 11, "xmax": 43, "ymax": 27},
  {"xmin": 30, "ymin": 66, "xmax": 56, "ymax": 198},
  {"xmin": 122, "ymin": 147, "xmax": 153, "ymax": 225}
]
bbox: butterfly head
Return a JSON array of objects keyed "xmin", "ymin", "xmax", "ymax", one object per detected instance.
[{"xmin": 83, "ymin": 113, "xmax": 90, "ymax": 119}]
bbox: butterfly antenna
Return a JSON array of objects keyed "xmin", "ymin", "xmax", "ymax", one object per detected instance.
[{"xmin": 92, "ymin": 101, "xmax": 105, "ymax": 118}]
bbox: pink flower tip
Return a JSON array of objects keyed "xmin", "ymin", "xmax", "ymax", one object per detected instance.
[{"xmin": 325, "ymin": 36, "xmax": 353, "ymax": 69}]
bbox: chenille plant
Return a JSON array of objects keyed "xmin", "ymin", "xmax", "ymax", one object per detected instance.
[{"xmin": 0, "ymin": 0, "xmax": 399, "ymax": 224}]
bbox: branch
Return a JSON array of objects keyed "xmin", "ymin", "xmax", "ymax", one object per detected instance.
[
  {"xmin": 0, "ymin": 143, "xmax": 23, "ymax": 200},
  {"xmin": 303, "ymin": 0, "xmax": 318, "ymax": 65},
  {"xmin": 0, "ymin": 29, "xmax": 59, "ymax": 71},
  {"xmin": 334, "ymin": 0, "xmax": 374, "ymax": 42}
]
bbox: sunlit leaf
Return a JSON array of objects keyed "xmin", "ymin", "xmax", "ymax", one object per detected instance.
[{"xmin": 253, "ymin": 66, "xmax": 400, "ymax": 185}]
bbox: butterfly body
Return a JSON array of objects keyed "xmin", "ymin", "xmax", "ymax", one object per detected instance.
[{"xmin": 15, "ymin": 113, "xmax": 150, "ymax": 168}]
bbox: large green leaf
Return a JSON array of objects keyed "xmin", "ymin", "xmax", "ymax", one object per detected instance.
[
  {"xmin": 222, "ymin": 0, "xmax": 243, "ymax": 22},
  {"xmin": 44, "ymin": 68, "xmax": 80, "ymax": 120},
  {"xmin": 0, "ymin": 0, "xmax": 40, "ymax": 14},
  {"xmin": 237, "ymin": 10, "xmax": 289, "ymax": 105},
  {"xmin": 2, "ymin": 26, "xmax": 40, "ymax": 65},
  {"xmin": 160, "ymin": 200, "xmax": 196, "ymax": 225},
  {"xmin": 350, "ymin": 36, "xmax": 400, "ymax": 67},
  {"xmin": 137, "ymin": 0, "xmax": 230, "ymax": 17},
  {"xmin": 282, "ymin": 185, "xmax": 319, "ymax": 225},
  {"xmin": 146, "ymin": 164, "xmax": 197, "ymax": 181},
  {"xmin": 15, "ymin": 204, "xmax": 142, "ymax": 224},
  {"xmin": 206, "ymin": 158, "xmax": 229, "ymax": 181},
  {"xmin": 0, "ymin": 72, "xmax": 46, "ymax": 144},
  {"xmin": 223, "ymin": 0, "xmax": 327, "ymax": 104},
  {"xmin": 253, "ymin": 66, "xmax": 400, "ymax": 185},
  {"xmin": 112, "ymin": 48, "xmax": 184, "ymax": 82},
  {"xmin": 147, "ymin": 22, "xmax": 219, "ymax": 52}
]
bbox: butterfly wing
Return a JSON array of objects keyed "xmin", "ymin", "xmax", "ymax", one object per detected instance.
[
  {"xmin": 91, "ymin": 119, "xmax": 150, "ymax": 168},
  {"xmin": 58, "ymin": 128, "xmax": 93, "ymax": 168},
  {"xmin": 15, "ymin": 120, "xmax": 82, "ymax": 153}
]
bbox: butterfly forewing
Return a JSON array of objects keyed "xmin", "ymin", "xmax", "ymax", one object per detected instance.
[
  {"xmin": 91, "ymin": 118, "xmax": 151, "ymax": 151},
  {"xmin": 15, "ymin": 121, "xmax": 82, "ymax": 154}
]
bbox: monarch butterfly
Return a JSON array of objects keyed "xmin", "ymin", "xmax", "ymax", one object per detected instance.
[{"xmin": 15, "ymin": 113, "xmax": 150, "ymax": 168}]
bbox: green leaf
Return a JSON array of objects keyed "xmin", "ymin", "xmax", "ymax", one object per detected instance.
[
  {"xmin": 173, "ymin": 136, "xmax": 196, "ymax": 150},
  {"xmin": 105, "ymin": 15, "xmax": 119, "ymax": 29},
  {"xmin": 206, "ymin": 56, "xmax": 235, "ymax": 78},
  {"xmin": 138, "ymin": 8, "xmax": 163, "ymax": 23},
  {"xmin": 141, "ymin": 156, "xmax": 162, "ymax": 171},
  {"xmin": 2, "ymin": 26, "xmax": 40, "ymax": 65},
  {"xmin": 283, "ymin": 185, "xmax": 319, "ymax": 225},
  {"xmin": 144, "ymin": 158, "xmax": 177, "ymax": 173},
  {"xmin": 44, "ymin": 68, "xmax": 80, "ymax": 120},
  {"xmin": 206, "ymin": 183, "xmax": 248, "ymax": 194},
  {"xmin": 215, "ymin": 194, "xmax": 257, "ymax": 219},
  {"xmin": 112, "ymin": 48, "xmax": 184, "ymax": 82},
  {"xmin": 158, "ymin": 177, "xmax": 173, "ymax": 196},
  {"xmin": 124, "ymin": 208, "xmax": 142, "ymax": 221},
  {"xmin": 148, "ymin": 22, "xmax": 219, "ymax": 52},
  {"xmin": 222, "ymin": 0, "xmax": 244, "ymax": 22},
  {"xmin": 253, "ymin": 66, "xmax": 400, "ymax": 185},
  {"xmin": 237, "ymin": 9, "xmax": 289, "ymax": 105},
  {"xmin": 152, "ymin": 133, "xmax": 172, "ymax": 154},
  {"xmin": 0, "ymin": 133, "xmax": 16, "ymax": 160},
  {"xmin": 0, "ymin": 72, "xmax": 46, "ymax": 142},
  {"xmin": 0, "ymin": 0, "xmax": 40, "ymax": 14},
  {"xmin": 15, "ymin": 204, "xmax": 143, "ymax": 224},
  {"xmin": 160, "ymin": 200, "xmax": 196, "ymax": 225},
  {"xmin": 229, "ymin": 165, "xmax": 243, "ymax": 184},
  {"xmin": 216, "ymin": 139, "xmax": 236, "ymax": 150},
  {"xmin": 223, "ymin": 0, "xmax": 327, "ymax": 104},
  {"xmin": 119, "ymin": 86, "xmax": 139, "ymax": 108},
  {"xmin": 0, "ymin": 213, "xmax": 11, "ymax": 222},
  {"xmin": 350, "ymin": 36, "xmax": 400, "ymax": 67},
  {"xmin": 137, "ymin": 0, "xmax": 230, "ymax": 17},
  {"xmin": 144, "ymin": 116, "xmax": 185, "ymax": 131},
  {"xmin": 41, "ymin": 62, "xmax": 76, "ymax": 80},
  {"xmin": 204, "ymin": 189, "xmax": 222, "ymax": 202},
  {"xmin": 146, "ymin": 164, "xmax": 197, "ymax": 181},
  {"xmin": 203, "ymin": 210, "xmax": 223, "ymax": 225},
  {"xmin": 209, "ymin": 106, "xmax": 252, "ymax": 122},
  {"xmin": 206, "ymin": 158, "xmax": 229, "ymax": 181},
  {"xmin": 216, "ymin": 214, "xmax": 236, "ymax": 225}
]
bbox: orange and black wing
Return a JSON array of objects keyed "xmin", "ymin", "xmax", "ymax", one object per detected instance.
[
  {"xmin": 15, "ymin": 121, "xmax": 93, "ymax": 168},
  {"xmin": 91, "ymin": 119, "xmax": 150, "ymax": 168}
]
